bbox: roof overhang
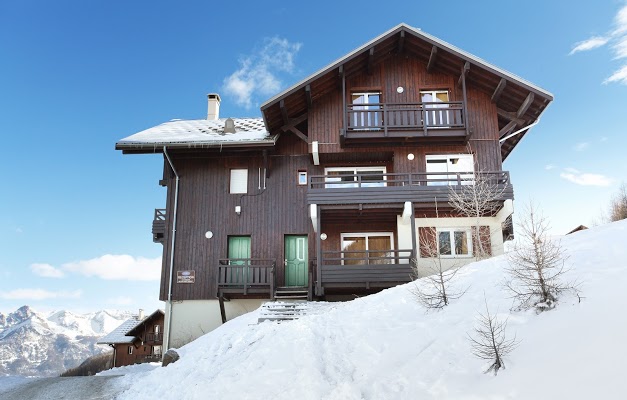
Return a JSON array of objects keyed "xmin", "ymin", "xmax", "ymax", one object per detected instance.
[
  {"xmin": 115, "ymin": 134, "xmax": 280, "ymax": 154},
  {"xmin": 260, "ymin": 23, "xmax": 553, "ymax": 161}
]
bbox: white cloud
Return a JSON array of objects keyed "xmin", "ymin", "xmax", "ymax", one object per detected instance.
[
  {"xmin": 545, "ymin": 164, "xmax": 556, "ymax": 170},
  {"xmin": 223, "ymin": 37, "xmax": 302, "ymax": 109},
  {"xmin": 0, "ymin": 288, "xmax": 82, "ymax": 301},
  {"xmin": 569, "ymin": 36, "xmax": 610, "ymax": 55},
  {"xmin": 560, "ymin": 172, "xmax": 613, "ymax": 186},
  {"xmin": 570, "ymin": 4, "xmax": 627, "ymax": 85},
  {"xmin": 604, "ymin": 64, "xmax": 627, "ymax": 84},
  {"xmin": 62, "ymin": 254, "xmax": 161, "ymax": 281},
  {"xmin": 30, "ymin": 263, "xmax": 64, "ymax": 278},
  {"xmin": 573, "ymin": 142, "xmax": 590, "ymax": 151}
]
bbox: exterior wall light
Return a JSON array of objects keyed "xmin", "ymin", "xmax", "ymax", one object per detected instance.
[
  {"xmin": 205, "ymin": 231, "xmax": 213, "ymax": 239},
  {"xmin": 320, "ymin": 233, "xmax": 327, "ymax": 240},
  {"xmin": 407, "ymin": 153, "xmax": 415, "ymax": 161},
  {"xmin": 235, "ymin": 206, "xmax": 241, "ymax": 216}
]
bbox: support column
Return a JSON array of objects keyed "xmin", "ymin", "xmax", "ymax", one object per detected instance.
[
  {"xmin": 315, "ymin": 205, "xmax": 323, "ymax": 296},
  {"xmin": 410, "ymin": 202, "xmax": 418, "ymax": 274}
]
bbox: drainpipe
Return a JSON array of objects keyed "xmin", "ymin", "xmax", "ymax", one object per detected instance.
[{"xmin": 163, "ymin": 146, "xmax": 180, "ymax": 351}]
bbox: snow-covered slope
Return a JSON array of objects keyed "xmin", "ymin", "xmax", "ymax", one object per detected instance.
[
  {"xmin": 0, "ymin": 307, "xmax": 133, "ymax": 377},
  {"xmin": 117, "ymin": 219, "xmax": 627, "ymax": 400}
]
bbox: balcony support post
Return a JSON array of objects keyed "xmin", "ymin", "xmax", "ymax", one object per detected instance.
[
  {"xmin": 410, "ymin": 202, "xmax": 417, "ymax": 273},
  {"xmin": 315, "ymin": 205, "xmax": 323, "ymax": 296},
  {"xmin": 461, "ymin": 62, "xmax": 470, "ymax": 139},
  {"xmin": 341, "ymin": 65, "xmax": 347, "ymax": 137}
]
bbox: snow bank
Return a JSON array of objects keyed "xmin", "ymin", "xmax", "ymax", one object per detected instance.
[{"xmin": 117, "ymin": 220, "xmax": 627, "ymax": 399}]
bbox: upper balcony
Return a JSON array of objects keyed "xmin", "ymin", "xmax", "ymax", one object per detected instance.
[
  {"xmin": 341, "ymin": 101, "xmax": 467, "ymax": 146},
  {"xmin": 307, "ymin": 171, "xmax": 513, "ymax": 206},
  {"xmin": 152, "ymin": 209, "xmax": 166, "ymax": 244}
]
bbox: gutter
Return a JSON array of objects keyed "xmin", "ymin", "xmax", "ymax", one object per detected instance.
[{"xmin": 163, "ymin": 146, "xmax": 180, "ymax": 351}]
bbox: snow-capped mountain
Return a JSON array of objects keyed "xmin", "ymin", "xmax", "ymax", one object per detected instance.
[{"xmin": 0, "ymin": 306, "xmax": 133, "ymax": 377}]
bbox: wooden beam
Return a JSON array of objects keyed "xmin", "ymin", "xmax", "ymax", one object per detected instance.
[
  {"xmin": 218, "ymin": 294, "xmax": 227, "ymax": 324},
  {"xmin": 279, "ymin": 99, "xmax": 289, "ymax": 124},
  {"xmin": 516, "ymin": 92, "xmax": 535, "ymax": 119},
  {"xmin": 305, "ymin": 85, "xmax": 312, "ymax": 109},
  {"xmin": 458, "ymin": 61, "xmax": 470, "ymax": 88},
  {"xmin": 397, "ymin": 30, "xmax": 405, "ymax": 53},
  {"xmin": 499, "ymin": 120, "xmax": 517, "ymax": 138},
  {"xmin": 367, "ymin": 47, "xmax": 374, "ymax": 74},
  {"xmin": 427, "ymin": 46, "xmax": 438, "ymax": 73},
  {"xmin": 337, "ymin": 65, "xmax": 344, "ymax": 89},
  {"xmin": 496, "ymin": 108, "xmax": 526, "ymax": 125},
  {"xmin": 288, "ymin": 126, "xmax": 309, "ymax": 143},
  {"xmin": 280, "ymin": 113, "xmax": 308, "ymax": 132},
  {"xmin": 491, "ymin": 78, "xmax": 507, "ymax": 103}
]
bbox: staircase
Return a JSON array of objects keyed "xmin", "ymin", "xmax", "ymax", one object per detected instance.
[
  {"xmin": 258, "ymin": 301, "xmax": 308, "ymax": 323},
  {"xmin": 274, "ymin": 286, "xmax": 309, "ymax": 301}
]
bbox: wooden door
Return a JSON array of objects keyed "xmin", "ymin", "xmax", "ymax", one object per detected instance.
[{"xmin": 284, "ymin": 235, "xmax": 308, "ymax": 287}]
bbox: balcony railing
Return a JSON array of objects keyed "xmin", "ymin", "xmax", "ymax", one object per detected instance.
[
  {"xmin": 319, "ymin": 249, "xmax": 414, "ymax": 288},
  {"xmin": 345, "ymin": 101, "xmax": 466, "ymax": 139},
  {"xmin": 152, "ymin": 208, "xmax": 166, "ymax": 244},
  {"xmin": 137, "ymin": 354, "xmax": 162, "ymax": 363},
  {"xmin": 307, "ymin": 171, "xmax": 513, "ymax": 205},
  {"xmin": 144, "ymin": 332, "xmax": 163, "ymax": 343},
  {"xmin": 217, "ymin": 259, "xmax": 275, "ymax": 297}
]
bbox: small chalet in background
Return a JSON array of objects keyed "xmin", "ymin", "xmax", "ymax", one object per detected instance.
[
  {"xmin": 566, "ymin": 225, "xmax": 588, "ymax": 235},
  {"xmin": 97, "ymin": 309, "xmax": 164, "ymax": 368},
  {"xmin": 116, "ymin": 23, "xmax": 553, "ymax": 350}
]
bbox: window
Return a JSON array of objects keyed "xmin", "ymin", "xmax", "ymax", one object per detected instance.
[
  {"xmin": 420, "ymin": 90, "xmax": 450, "ymax": 126},
  {"xmin": 341, "ymin": 232, "xmax": 394, "ymax": 265},
  {"xmin": 438, "ymin": 228, "xmax": 472, "ymax": 257},
  {"xmin": 351, "ymin": 91, "xmax": 382, "ymax": 128},
  {"xmin": 154, "ymin": 325, "xmax": 160, "ymax": 334},
  {"xmin": 298, "ymin": 171, "xmax": 307, "ymax": 185},
  {"xmin": 425, "ymin": 154, "xmax": 474, "ymax": 186},
  {"xmin": 128, "ymin": 346, "xmax": 133, "ymax": 355},
  {"xmin": 324, "ymin": 166, "xmax": 386, "ymax": 188},
  {"xmin": 230, "ymin": 169, "xmax": 248, "ymax": 194}
]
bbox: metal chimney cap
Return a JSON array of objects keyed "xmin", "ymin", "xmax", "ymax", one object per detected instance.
[{"xmin": 224, "ymin": 118, "xmax": 236, "ymax": 134}]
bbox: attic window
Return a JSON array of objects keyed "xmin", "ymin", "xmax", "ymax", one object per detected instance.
[{"xmin": 230, "ymin": 169, "xmax": 248, "ymax": 194}]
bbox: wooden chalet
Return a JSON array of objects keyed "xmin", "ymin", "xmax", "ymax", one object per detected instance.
[
  {"xmin": 97, "ymin": 310, "xmax": 164, "ymax": 368},
  {"xmin": 116, "ymin": 23, "xmax": 553, "ymax": 349}
]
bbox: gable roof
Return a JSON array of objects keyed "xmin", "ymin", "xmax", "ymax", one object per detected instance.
[
  {"xmin": 260, "ymin": 23, "xmax": 553, "ymax": 161},
  {"xmin": 126, "ymin": 309, "xmax": 164, "ymax": 337},
  {"xmin": 96, "ymin": 316, "xmax": 141, "ymax": 345},
  {"xmin": 116, "ymin": 117, "xmax": 278, "ymax": 154}
]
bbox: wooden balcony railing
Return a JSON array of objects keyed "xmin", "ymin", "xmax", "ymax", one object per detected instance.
[
  {"xmin": 137, "ymin": 354, "xmax": 162, "ymax": 363},
  {"xmin": 152, "ymin": 208, "xmax": 166, "ymax": 244},
  {"xmin": 319, "ymin": 249, "xmax": 414, "ymax": 288},
  {"xmin": 345, "ymin": 101, "xmax": 466, "ymax": 138},
  {"xmin": 144, "ymin": 332, "xmax": 163, "ymax": 343},
  {"xmin": 217, "ymin": 259, "xmax": 275, "ymax": 296},
  {"xmin": 307, "ymin": 171, "xmax": 513, "ymax": 205}
]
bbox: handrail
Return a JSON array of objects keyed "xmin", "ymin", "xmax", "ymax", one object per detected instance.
[
  {"xmin": 321, "ymin": 249, "xmax": 413, "ymax": 265},
  {"xmin": 309, "ymin": 171, "xmax": 510, "ymax": 189},
  {"xmin": 153, "ymin": 209, "xmax": 166, "ymax": 221},
  {"xmin": 217, "ymin": 259, "xmax": 276, "ymax": 296}
]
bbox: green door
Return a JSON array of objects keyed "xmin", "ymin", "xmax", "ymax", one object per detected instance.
[
  {"xmin": 285, "ymin": 235, "xmax": 308, "ymax": 287},
  {"xmin": 228, "ymin": 236, "xmax": 251, "ymax": 283}
]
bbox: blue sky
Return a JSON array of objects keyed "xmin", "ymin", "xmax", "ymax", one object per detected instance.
[{"xmin": 1, "ymin": 1, "xmax": 625, "ymax": 314}]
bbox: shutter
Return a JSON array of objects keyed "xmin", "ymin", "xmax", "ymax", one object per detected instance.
[
  {"xmin": 418, "ymin": 227, "xmax": 437, "ymax": 258},
  {"xmin": 230, "ymin": 169, "xmax": 248, "ymax": 194},
  {"xmin": 472, "ymin": 226, "xmax": 492, "ymax": 257}
]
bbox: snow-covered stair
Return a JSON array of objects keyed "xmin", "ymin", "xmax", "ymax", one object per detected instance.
[{"xmin": 257, "ymin": 301, "xmax": 308, "ymax": 323}]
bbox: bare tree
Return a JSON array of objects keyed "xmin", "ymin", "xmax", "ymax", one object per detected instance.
[
  {"xmin": 609, "ymin": 183, "xmax": 627, "ymax": 222},
  {"xmin": 410, "ymin": 228, "xmax": 467, "ymax": 309},
  {"xmin": 468, "ymin": 296, "xmax": 519, "ymax": 375},
  {"xmin": 505, "ymin": 202, "xmax": 579, "ymax": 311},
  {"xmin": 448, "ymin": 169, "xmax": 507, "ymax": 260}
]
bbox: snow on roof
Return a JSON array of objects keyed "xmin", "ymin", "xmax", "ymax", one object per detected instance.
[
  {"xmin": 116, "ymin": 117, "xmax": 278, "ymax": 151},
  {"xmin": 96, "ymin": 317, "xmax": 140, "ymax": 345}
]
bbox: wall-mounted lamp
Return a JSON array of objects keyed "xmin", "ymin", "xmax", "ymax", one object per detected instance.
[
  {"xmin": 320, "ymin": 233, "xmax": 327, "ymax": 240},
  {"xmin": 407, "ymin": 153, "xmax": 415, "ymax": 161},
  {"xmin": 235, "ymin": 205, "xmax": 241, "ymax": 216},
  {"xmin": 205, "ymin": 231, "xmax": 213, "ymax": 239}
]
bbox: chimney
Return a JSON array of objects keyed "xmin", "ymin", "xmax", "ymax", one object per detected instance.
[
  {"xmin": 224, "ymin": 118, "xmax": 236, "ymax": 134},
  {"xmin": 138, "ymin": 309, "xmax": 144, "ymax": 320},
  {"xmin": 207, "ymin": 93, "xmax": 221, "ymax": 120}
]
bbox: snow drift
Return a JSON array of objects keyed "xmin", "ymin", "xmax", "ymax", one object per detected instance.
[{"xmin": 117, "ymin": 220, "xmax": 627, "ymax": 399}]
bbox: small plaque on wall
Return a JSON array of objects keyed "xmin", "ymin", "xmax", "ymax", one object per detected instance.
[{"xmin": 177, "ymin": 270, "xmax": 195, "ymax": 284}]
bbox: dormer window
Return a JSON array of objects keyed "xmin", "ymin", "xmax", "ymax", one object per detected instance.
[{"xmin": 350, "ymin": 91, "xmax": 381, "ymax": 129}]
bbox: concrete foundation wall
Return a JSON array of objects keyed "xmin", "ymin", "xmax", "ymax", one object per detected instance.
[{"xmin": 164, "ymin": 299, "xmax": 265, "ymax": 350}]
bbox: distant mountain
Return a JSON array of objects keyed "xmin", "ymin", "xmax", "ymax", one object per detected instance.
[{"xmin": 0, "ymin": 306, "xmax": 133, "ymax": 377}]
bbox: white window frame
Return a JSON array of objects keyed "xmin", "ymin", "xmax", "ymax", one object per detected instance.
[
  {"xmin": 420, "ymin": 90, "xmax": 450, "ymax": 127},
  {"xmin": 298, "ymin": 171, "xmax": 308, "ymax": 186},
  {"xmin": 437, "ymin": 228, "xmax": 473, "ymax": 258},
  {"xmin": 351, "ymin": 91, "xmax": 382, "ymax": 128},
  {"xmin": 128, "ymin": 346, "xmax": 133, "ymax": 355},
  {"xmin": 425, "ymin": 154, "xmax": 474, "ymax": 186},
  {"xmin": 340, "ymin": 232, "xmax": 395, "ymax": 265},
  {"xmin": 324, "ymin": 166, "xmax": 387, "ymax": 188},
  {"xmin": 230, "ymin": 169, "xmax": 248, "ymax": 194}
]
